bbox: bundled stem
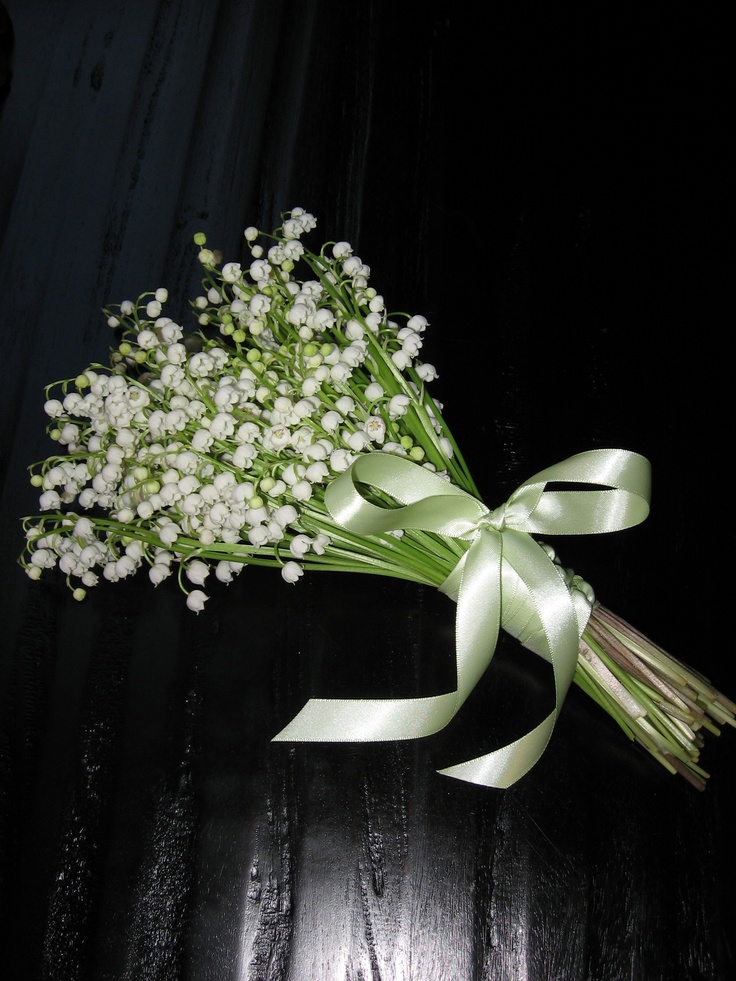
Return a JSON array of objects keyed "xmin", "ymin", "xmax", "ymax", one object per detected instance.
[{"xmin": 578, "ymin": 605, "xmax": 735, "ymax": 789}]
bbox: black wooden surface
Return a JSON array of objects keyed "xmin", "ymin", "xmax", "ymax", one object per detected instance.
[{"xmin": 0, "ymin": 4, "xmax": 733, "ymax": 980}]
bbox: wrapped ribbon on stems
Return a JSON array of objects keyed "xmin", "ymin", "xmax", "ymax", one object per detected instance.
[{"xmin": 20, "ymin": 209, "xmax": 735, "ymax": 790}]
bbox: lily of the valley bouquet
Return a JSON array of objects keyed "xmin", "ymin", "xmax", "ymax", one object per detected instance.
[{"xmin": 20, "ymin": 208, "xmax": 735, "ymax": 789}]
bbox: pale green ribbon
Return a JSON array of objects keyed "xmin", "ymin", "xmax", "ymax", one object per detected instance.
[{"xmin": 272, "ymin": 448, "xmax": 651, "ymax": 788}]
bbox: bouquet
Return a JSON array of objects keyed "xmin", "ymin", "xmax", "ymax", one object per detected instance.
[{"xmin": 20, "ymin": 208, "xmax": 735, "ymax": 790}]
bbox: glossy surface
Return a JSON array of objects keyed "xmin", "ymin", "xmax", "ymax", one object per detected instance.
[{"xmin": 0, "ymin": 4, "xmax": 732, "ymax": 979}]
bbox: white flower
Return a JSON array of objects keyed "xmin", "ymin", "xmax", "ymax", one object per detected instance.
[
  {"xmin": 126, "ymin": 541, "xmax": 145, "ymax": 561},
  {"xmin": 44, "ymin": 399, "xmax": 64, "ymax": 418},
  {"xmin": 293, "ymin": 398, "xmax": 318, "ymax": 419},
  {"xmin": 303, "ymin": 440, "xmax": 330, "ymax": 462},
  {"xmin": 345, "ymin": 430, "xmax": 370, "ymax": 452},
  {"xmin": 407, "ymin": 315, "xmax": 428, "ymax": 332},
  {"xmin": 115, "ymin": 554, "xmax": 138, "ymax": 578},
  {"xmin": 263, "ymin": 425, "xmax": 292, "ymax": 450},
  {"xmin": 342, "ymin": 345, "xmax": 364, "ymax": 367},
  {"xmin": 311, "ymin": 533, "xmax": 331, "ymax": 555},
  {"xmin": 235, "ymin": 420, "xmax": 260, "ymax": 443},
  {"xmin": 267, "ymin": 479, "xmax": 288, "ymax": 498},
  {"xmin": 160, "ymin": 364, "xmax": 186, "ymax": 389},
  {"xmin": 290, "ymin": 427, "xmax": 314, "ymax": 453},
  {"xmin": 363, "ymin": 416, "xmax": 386, "ymax": 444},
  {"xmin": 382, "ymin": 441, "xmax": 408, "ymax": 456},
  {"xmin": 289, "ymin": 534, "xmax": 312, "ymax": 558},
  {"xmin": 159, "ymin": 320, "xmax": 183, "ymax": 344},
  {"xmin": 291, "ymin": 480, "xmax": 313, "ymax": 502},
  {"xmin": 39, "ymin": 490, "xmax": 61, "ymax": 511},
  {"xmin": 305, "ymin": 461, "xmax": 329, "ymax": 483},
  {"xmin": 189, "ymin": 352, "xmax": 215, "ymax": 378},
  {"xmin": 247, "ymin": 525, "xmax": 269, "ymax": 546},
  {"xmin": 344, "ymin": 319, "xmax": 364, "ymax": 341},
  {"xmin": 213, "ymin": 386, "xmax": 238, "ymax": 411},
  {"xmin": 79, "ymin": 489, "xmax": 98, "ymax": 509},
  {"xmin": 273, "ymin": 504, "xmax": 298, "ymax": 528},
  {"xmin": 398, "ymin": 328, "xmax": 423, "ymax": 356},
  {"xmin": 301, "ymin": 376, "xmax": 321, "ymax": 397},
  {"xmin": 388, "ymin": 394, "xmax": 411, "ymax": 419},
  {"xmin": 281, "ymin": 561, "xmax": 304, "ymax": 584},
  {"xmin": 185, "ymin": 560, "xmax": 210, "ymax": 586},
  {"xmin": 321, "ymin": 410, "xmax": 342, "ymax": 433},
  {"xmin": 192, "ymin": 429, "xmax": 214, "ymax": 452},
  {"xmin": 415, "ymin": 363, "xmax": 438, "ymax": 382},
  {"xmin": 272, "ymin": 395, "xmax": 292, "ymax": 415},
  {"xmin": 181, "ymin": 493, "xmax": 203, "ymax": 516},
  {"xmin": 175, "ymin": 451, "xmax": 199, "ymax": 474},
  {"xmin": 282, "ymin": 462, "xmax": 306, "ymax": 485},
  {"xmin": 74, "ymin": 516, "xmax": 95, "ymax": 539},
  {"xmin": 245, "ymin": 504, "xmax": 268, "ymax": 525},
  {"xmin": 283, "ymin": 209, "xmax": 316, "ymax": 239},
  {"xmin": 282, "ymin": 240, "xmax": 304, "ymax": 262},
  {"xmin": 250, "ymin": 259, "xmax": 272, "ymax": 281},
  {"xmin": 221, "ymin": 262, "xmax": 242, "ymax": 283},
  {"xmin": 209, "ymin": 413, "xmax": 236, "ymax": 440},
  {"xmin": 249, "ymin": 294, "xmax": 271, "ymax": 317},
  {"xmin": 31, "ymin": 548, "xmax": 57, "ymax": 569},
  {"xmin": 59, "ymin": 423, "xmax": 80, "ymax": 445},
  {"xmin": 213, "ymin": 471, "xmax": 236, "ymax": 494},
  {"xmin": 287, "ymin": 303, "xmax": 308, "ymax": 325},
  {"xmin": 159, "ymin": 522, "xmax": 179, "ymax": 546},
  {"xmin": 214, "ymin": 561, "xmax": 239, "ymax": 583},
  {"xmin": 321, "ymin": 344, "xmax": 340, "ymax": 365},
  {"xmin": 334, "ymin": 396, "xmax": 355, "ymax": 415},
  {"xmin": 342, "ymin": 256, "xmax": 362, "ymax": 276},
  {"xmin": 137, "ymin": 329, "xmax": 159, "ymax": 350},
  {"xmin": 391, "ymin": 350, "xmax": 412, "ymax": 370},
  {"xmin": 165, "ymin": 409, "xmax": 188, "ymax": 433},
  {"xmin": 329, "ymin": 448, "xmax": 356, "ymax": 472},
  {"xmin": 186, "ymin": 590, "xmax": 209, "ymax": 613},
  {"xmin": 232, "ymin": 443, "xmax": 257, "ymax": 468}
]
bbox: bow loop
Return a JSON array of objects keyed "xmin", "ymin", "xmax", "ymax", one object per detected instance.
[{"xmin": 273, "ymin": 448, "xmax": 652, "ymax": 789}]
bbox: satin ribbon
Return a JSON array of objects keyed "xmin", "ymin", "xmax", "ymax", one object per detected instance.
[{"xmin": 272, "ymin": 448, "xmax": 651, "ymax": 788}]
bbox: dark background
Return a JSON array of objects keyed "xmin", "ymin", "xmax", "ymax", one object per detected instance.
[{"xmin": 0, "ymin": 3, "xmax": 732, "ymax": 980}]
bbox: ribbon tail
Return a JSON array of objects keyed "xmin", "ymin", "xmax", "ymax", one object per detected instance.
[
  {"xmin": 438, "ymin": 532, "xmax": 581, "ymax": 788},
  {"xmin": 273, "ymin": 531, "xmax": 503, "ymax": 745},
  {"xmin": 437, "ymin": 710, "xmax": 557, "ymax": 788},
  {"xmin": 271, "ymin": 690, "xmax": 463, "ymax": 743}
]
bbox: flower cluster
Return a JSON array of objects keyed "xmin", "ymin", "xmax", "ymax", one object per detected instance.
[
  {"xmin": 22, "ymin": 209, "xmax": 472, "ymax": 614},
  {"xmin": 19, "ymin": 209, "xmax": 734, "ymax": 788}
]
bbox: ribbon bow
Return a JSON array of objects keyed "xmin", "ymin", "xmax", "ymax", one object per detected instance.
[{"xmin": 273, "ymin": 448, "xmax": 651, "ymax": 788}]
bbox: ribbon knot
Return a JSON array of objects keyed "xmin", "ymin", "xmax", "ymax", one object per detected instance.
[
  {"xmin": 272, "ymin": 448, "xmax": 651, "ymax": 789},
  {"xmin": 478, "ymin": 505, "xmax": 509, "ymax": 532}
]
